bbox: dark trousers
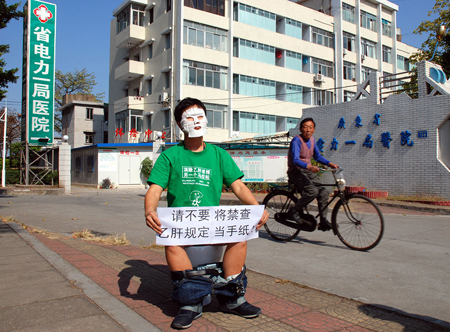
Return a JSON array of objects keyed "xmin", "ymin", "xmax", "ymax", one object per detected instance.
[{"xmin": 287, "ymin": 168, "xmax": 329, "ymax": 221}]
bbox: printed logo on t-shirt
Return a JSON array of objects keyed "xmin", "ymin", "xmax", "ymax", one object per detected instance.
[
  {"xmin": 182, "ymin": 166, "xmax": 212, "ymax": 187},
  {"xmin": 189, "ymin": 190, "xmax": 203, "ymax": 206}
]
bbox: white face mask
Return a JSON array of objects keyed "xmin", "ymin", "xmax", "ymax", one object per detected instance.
[{"xmin": 180, "ymin": 107, "xmax": 208, "ymax": 138}]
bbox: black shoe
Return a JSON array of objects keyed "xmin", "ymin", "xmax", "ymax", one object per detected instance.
[
  {"xmin": 171, "ymin": 309, "xmax": 202, "ymax": 329},
  {"xmin": 219, "ymin": 301, "xmax": 261, "ymax": 318},
  {"xmin": 318, "ymin": 219, "xmax": 332, "ymax": 231},
  {"xmin": 288, "ymin": 207, "xmax": 303, "ymax": 224},
  {"xmin": 289, "ymin": 208, "xmax": 312, "ymax": 226}
]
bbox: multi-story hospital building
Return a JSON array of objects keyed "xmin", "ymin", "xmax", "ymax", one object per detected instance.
[{"xmin": 108, "ymin": 0, "xmax": 417, "ymax": 143}]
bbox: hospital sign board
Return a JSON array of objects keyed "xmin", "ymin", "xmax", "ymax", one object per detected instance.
[{"xmin": 22, "ymin": 0, "xmax": 56, "ymax": 145}]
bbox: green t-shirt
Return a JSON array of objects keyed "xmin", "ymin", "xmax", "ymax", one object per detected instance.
[{"xmin": 148, "ymin": 142, "xmax": 244, "ymax": 207}]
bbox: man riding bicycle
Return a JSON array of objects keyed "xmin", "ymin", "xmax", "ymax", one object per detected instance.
[{"xmin": 287, "ymin": 117, "xmax": 339, "ymax": 231}]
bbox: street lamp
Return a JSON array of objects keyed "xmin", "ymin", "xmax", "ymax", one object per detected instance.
[{"xmin": 430, "ymin": 25, "xmax": 446, "ymax": 61}]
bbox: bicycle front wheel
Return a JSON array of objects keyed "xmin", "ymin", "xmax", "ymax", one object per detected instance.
[
  {"xmin": 331, "ymin": 194, "xmax": 384, "ymax": 251},
  {"xmin": 263, "ymin": 190, "xmax": 300, "ymax": 242}
]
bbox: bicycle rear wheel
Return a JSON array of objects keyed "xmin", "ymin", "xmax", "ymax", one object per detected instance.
[
  {"xmin": 263, "ymin": 190, "xmax": 300, "ymax": 242},
  {"xmin": 331, "ymin": 194, "xmax": 384, "ymax": 251}
]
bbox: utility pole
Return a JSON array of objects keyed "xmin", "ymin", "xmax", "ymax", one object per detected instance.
[{"xmin": 1, "ymin": 99, "xmax": 7, "ymax": 187}]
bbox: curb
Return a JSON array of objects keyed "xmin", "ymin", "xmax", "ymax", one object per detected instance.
[{"xmin": 8, "ymin": 222, "xmax": 161, "ymax": 332}]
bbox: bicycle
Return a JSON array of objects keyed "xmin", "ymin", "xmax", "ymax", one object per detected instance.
[{"xmin": 262, "ymin": 168, "xmax": 384, "ymax": 251}]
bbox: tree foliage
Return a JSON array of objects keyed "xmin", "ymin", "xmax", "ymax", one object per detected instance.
[
  {"xmin": 411, "ymin": 0, "xmax": 450, "ymax": 76},
  {"xmin": 0, "ymin": 107, "xmax": 21, "ymax": 145},
  {"xmin": 54, "ymin": 68, "xmax": 104, "ymax": 132},
  {"xmin": 0, "ymin": 1, "xmax": 25, "ymax": 101}
]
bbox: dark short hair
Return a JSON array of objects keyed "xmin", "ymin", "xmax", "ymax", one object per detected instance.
[
  {"xmin": 300, "ymin": 117, "xmax": 316, "ymax": 128},
  {"xmin": 174, "ymin": 97, "xmax": 207, "ymax": 123}
]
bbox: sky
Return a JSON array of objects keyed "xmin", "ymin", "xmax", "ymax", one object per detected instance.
[{"xmin": 0, "ymin": 0, "xmax": 439, "ymax": 112}]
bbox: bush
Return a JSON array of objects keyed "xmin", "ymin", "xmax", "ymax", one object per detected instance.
[
  {"xmin": 140, "ymin": 157, "xmax": 153, "ymax": 179},
  {"xmin": 5, "ymin": 169, "xmax": 20, "ymax": 184}
]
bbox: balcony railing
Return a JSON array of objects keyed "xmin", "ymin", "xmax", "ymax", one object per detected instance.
[
  {"xmin": 115, "ymin": 24, "xmax": 145, "ymax": 49},
  {"xmin": 115, "ymin": 60, "xmax": 144, "ymax": 81}
]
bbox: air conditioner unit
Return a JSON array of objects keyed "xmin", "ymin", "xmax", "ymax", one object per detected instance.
[
  {"xmin": 158, "ymin": 92, "xmax": 168, "ymax": 103},
  {"xmin": 361, "ymin": 54, "xmax": 366, "ymax": 61},
  {"xmin": 314, "ymin": 73, "xmax": 325, "ymax": 83}
]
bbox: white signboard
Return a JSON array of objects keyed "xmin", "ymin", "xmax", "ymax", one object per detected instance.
[{"xmin": 156, "ymin": 205, "xmax": 264, "ymax": 246}]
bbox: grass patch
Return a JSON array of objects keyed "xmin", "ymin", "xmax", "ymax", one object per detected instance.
[
  {"xmin": 71, "ymin": 228, "xmax": 130, "ymax": 246},
  {"xmin": 0, "ymin": 215, "xmax": 16, "ymax": 223},
  {"xmin": 141, "ymin": 243, "xmax": 164, "ymax": 250}
]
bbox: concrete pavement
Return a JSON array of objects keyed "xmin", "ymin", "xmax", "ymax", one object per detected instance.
[{"xmin": 1, "ymin": 187, "xmax": 449, "ymax": 331}]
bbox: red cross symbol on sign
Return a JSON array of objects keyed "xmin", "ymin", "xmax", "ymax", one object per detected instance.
[{"xmin": 33, "ymin": 5, "xmax": 53, "ymax": 23}]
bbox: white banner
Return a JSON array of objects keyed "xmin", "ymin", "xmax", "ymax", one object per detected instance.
[{"xmin": 156, "ymin": 205, "xmax": 264, "ymax": 246}]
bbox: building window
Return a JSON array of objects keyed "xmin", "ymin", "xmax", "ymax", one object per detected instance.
[
  {"xmin": 286, "ymin": 51, "xmax": 303, "ymax": 71},
  {"xmin": 85, "ymin": 132, "xmax": 94, "ymax": 144},
  {"xmin": 287, "ymin": 117, "xmax": 300, "ymax": 131},
  {"xmin": 286, "ymin": 84, "xmax": 303, "ymax": 104},
  {"xmin": 342, "ymin": 3, "xmax": 355, "ymax": 23},
  {"xmin": 343, "ymin": 61, "xmax": 356, "ymax": 81},
  {"xmin": 87, "ymin": 155, "xmax": 94, "ymax": 172},
  {"xmin": 312, "ymin": 27, "xmax": 333, "ymax": 48},
  {"xmin": 164, "ymin": 109, "xmax": 170, "ymax": 128},
  {"xmin": 233, "ymin": 3, "xmax": 276, "ymax": 32},
  {"xmin": 233, "ymin": 111, "xmax": 276, "ymax": 134},
  {"xmin": 116, "ymin": 4, "xmax": 145, "ymax": 34},
  {"xmin": 383, "ymin": 45, "xmax": 392, "ymax": 63},
  {"xmin": 382, "ymin": 19, "xmax": 391, "ymax": 37},
  {"xmin": 362, "ymin": 66, "xmax": 374, "ymax": 80},
  {"xmin": 344, "ymin": 90, "xmax": 355, "ymax": 102},
  {"xmin": 233, "ymin": 74, "xmax": 276, "ymax": 99},
  {"xmin": 183, "ymin": 21, "xmax": 228, "ymax": 52},
  {"xmin": 361, "ymin": 10, "xmax": 377, "ymax": 32},
  {"xmin": 343, "ymin": 32, "xmax": 355, "ymax": 52},
  {"xmin": 147, "ymin": 79, "xmax": 152, "ymax": 95},
  {"xmin": 148, "ymin": 44, "xmax": 153, "ymax": 59},
  {"xmin": 184, "ymin": 0, "xmax": 225, "ymax": 16},
  {"xmin": 115, "ymin": 110, "xmax": 128, "ymax": 131},
  {"xmin": 165, "ymin": 32, "xmax": 171, "ymax": 50},
  {"xmin": 312, "ymin": 58, "xmax": 334, "ymax": 78},
  {"xmin": 397, "ymin": 55, "xmax": 410, "ymax": 71},
  {"xmin": 314, "ymin": 89, "xmax": 334, "ymax": 106},
  {"xmin": 86, "ymin": 108, "xmax": 93, "ymax": 120},
  {"xmin": 285, "ymin": 18, "xmax": 302, "ymax": 39},
  {"xmin": 149, "ymin": 7, "xmax": 154, "ymax": 23},
  {"xmin": 205, "ymin": 103, "xmax": 227, "ymax": 129},
  {"xmin": 361, "ymin": 38, "xmax": 377, "ymax": 59},
  {"xmin": 164, "ymin": 71, "xmax": 170, "ymax": 89},
  {"xmin": 130, "ymin": 110, "xmax": 143, "ymax": 132},
  {"xmin": 183, "ymin": 60, "xmax": 228, "ymax": 90},
  {"xmin": 167, "ymin": 0, "xmax": 171, "ymax": 12},
  {"xmin": 234, "ymin": 38, "xmax": 275, "ymax": 65}
]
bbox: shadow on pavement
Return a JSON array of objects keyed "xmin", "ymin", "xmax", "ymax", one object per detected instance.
[
  {"xmin": 358, "ymin": 304, "xmax": 450, "ymax": 331},
  {"xmin": 117, "ymin": 260, "xmax": 179, "ymax": 318}
]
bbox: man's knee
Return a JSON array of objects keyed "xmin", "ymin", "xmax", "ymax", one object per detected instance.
[{"xmin": 302, "ymin": 184, "xmax": 319, "ymax": 199}]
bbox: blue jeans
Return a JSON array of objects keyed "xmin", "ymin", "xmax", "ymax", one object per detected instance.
[{"xmin": 171, "ymin": 266, "xmax": 247, "ymax": 307}]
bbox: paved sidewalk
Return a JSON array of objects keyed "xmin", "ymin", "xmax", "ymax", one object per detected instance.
[{"xmin": 1, "ymin": 220, "xmax": 448, "ymax": 332}]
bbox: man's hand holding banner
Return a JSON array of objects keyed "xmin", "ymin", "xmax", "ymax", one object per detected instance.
[{"xmin": 156, "ymin": 205, "xmax": 264, "ymax": 246}]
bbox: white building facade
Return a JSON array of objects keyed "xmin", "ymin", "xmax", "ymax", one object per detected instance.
[
  {"xmin": 108, "ymin": 0, "xmax": 417, "ymax": 143},
  {"xmin": 61, "ymin": 95, "xmax": 108, "ymax": 148}
]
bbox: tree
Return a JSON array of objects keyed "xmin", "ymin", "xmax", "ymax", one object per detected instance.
[
  {"xmin": 411, "ymin": 0, "xmax": 450, "ymax": 76},
  {"xmin": 0, "ymin": 107, "xmax": 21, "ymax": 145},
  {"xmin": 0, "ymin": 1, "xmax": 25, "ymax": 101},
  {"xmin": 54, "ymin": 68, "xmax": 104, "ymax": 132}
]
